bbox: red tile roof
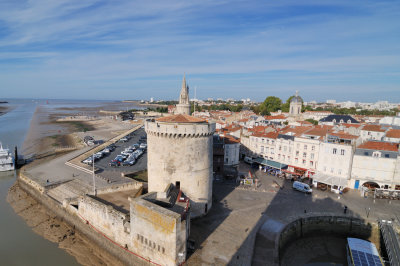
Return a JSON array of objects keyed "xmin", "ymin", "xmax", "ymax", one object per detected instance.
[
  {"xmin": 361, "ymin": 124, "xmax": 386, "ymax": 132},
  {"xmin": 252, "ymin": 131, "xmax": 279, "ymax": 139},
  {"xmin": 341, "ymin": 123, "xmax": 362, "ymax": 128},
  {"xmin": 156, "ymin": 114, "xmax": 206, "ymax": 123},
  {"xmin": 280, "ymin": 126, "xmax": 311, "ymax": 136},
  {"xmin": 357, "ymin": 141, "xmax": 398, "ymax": 152},
  {"xmin": 264, "ymin": 115, "xmax": 287, "ymax": 120},
  {"xmin": 386, "ymin": 129, "xmax": 400, "ymax": 139},
  {"xmin": 329, "ymin": 132, "xmax": 359, "ymax": 140}
]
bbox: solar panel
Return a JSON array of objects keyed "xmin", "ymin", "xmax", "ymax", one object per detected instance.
[{"xmin": 350, "ymin": 249, "xmax": 383, "ymax": 266}]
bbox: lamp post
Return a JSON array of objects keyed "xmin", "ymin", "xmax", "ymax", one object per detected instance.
[{"xmin": 92, "ymin": 153, "xmax": 96, "ymax": 196}]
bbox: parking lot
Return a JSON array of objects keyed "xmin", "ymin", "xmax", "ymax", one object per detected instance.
[{"xmin": 88, "ymin": 128, "xmax": 148, "ymax": 182}]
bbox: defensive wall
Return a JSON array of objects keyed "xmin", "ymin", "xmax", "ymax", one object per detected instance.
[
  {"xmin": 130, "ymin": 192, "xmax": 188, "ymax": 266},
  {"xmin": 252, "ymin": 214, "xmax": 373, "ymax": 265},
  {"xmin": 17, "ymin": 172, "xmax": 151, "ymax": 265}
]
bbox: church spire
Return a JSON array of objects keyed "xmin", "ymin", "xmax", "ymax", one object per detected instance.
[
  {"xmin": 175, "ymin": 74, "xmax": 191, "ymax": 115},
  {"xmin": 179, "ymin": 74, "xmax": 189, "ymax": 105}
]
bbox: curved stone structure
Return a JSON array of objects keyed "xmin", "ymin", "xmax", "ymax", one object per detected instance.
[
  {"xmin": 145, "ymin": 115, "xmax": 215, "ymax": 217},
  {"xmin": 253, "ymin": 214, "xmax": 372, "ymax": 265}
]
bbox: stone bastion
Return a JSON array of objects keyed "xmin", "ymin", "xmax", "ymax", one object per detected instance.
[{"xmin": 145, "ymin": 119, "xmax": 216, "ymax": 217}]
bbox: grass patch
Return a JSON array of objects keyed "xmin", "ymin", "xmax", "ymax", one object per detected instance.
[
  {"xmin": 57, "ymin": 121, "xmax": 95, "ymax": 132},
  {"xmin": 125, "ymin": 170, "xmax": 148, "ymax": 182}
]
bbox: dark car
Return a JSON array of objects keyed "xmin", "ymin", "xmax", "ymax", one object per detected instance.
[{"xmin": 109, "ymin": 161, "xmax": 119, "ymax": 167}]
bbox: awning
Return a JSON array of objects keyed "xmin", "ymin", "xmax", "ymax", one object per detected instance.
[
  {"xmin": 312, "ymin": 173, "xmax": 349, "ymax": 187},
  {"xmin": 252, "ymin": 157, "xmax": 288, "ymax": 169}
]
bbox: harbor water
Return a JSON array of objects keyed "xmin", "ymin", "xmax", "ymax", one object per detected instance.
[{"xmin": 0, "ymin": 100, "xmax": 79, "ymax": 265}]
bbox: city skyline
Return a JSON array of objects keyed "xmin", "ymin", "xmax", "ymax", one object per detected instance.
[{"xmin": 1, "ymin": 1, "xmax": 399, "ymax": 101}]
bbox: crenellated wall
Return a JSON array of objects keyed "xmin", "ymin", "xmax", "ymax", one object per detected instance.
[{"xmin": 145, "ymin": 120, "xmax": 215, "ymax": 217}]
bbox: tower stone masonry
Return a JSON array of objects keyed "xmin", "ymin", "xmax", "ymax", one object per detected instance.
[{"xmin": 145, "ymin": 75, "xmax": 216, "ymax": 217}]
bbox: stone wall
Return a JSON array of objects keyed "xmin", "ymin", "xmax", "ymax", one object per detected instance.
[
  {"xmin": 130, "ymin": 193, "xmax": 187, "ymax": 266},
  {"xmin": 78, "ymin": 196, "xmax": 131, "ymax": 248},
  {"xmin": 17, "ymin": 176, "xmax": 148, "ymax": 266},
  {"xmin": 253, "ymin": 214, "xmax": 372, "ymax": 265}
]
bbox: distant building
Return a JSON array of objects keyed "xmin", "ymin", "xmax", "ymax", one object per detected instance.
[
  {"xmin": 360, "ymin": 124, "xmax": 387, "ymax": 142},
  {"xmin": 326, "ymin": 99, "xmax": 336, "ymax": 104},
  {"xmin": 319, "ymin": 115, "xmax": 359, "ymax": 126},
  {"xmin": 289, "ymin": 91, "xmax": 302, "ymax": 117},
  {"xmin": 384, "ymin": 129, "xmax": 400, "ymax": 143}
]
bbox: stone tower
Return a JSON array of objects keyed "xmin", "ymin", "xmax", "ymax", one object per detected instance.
[
  {"xmin": 289, "ymin": 90, "xmax": 302, "ymax": 116},
  {"xmin": 175, "ymin": 74, "xmax": 191, "ymax": 115},
  {"xmin": 145, "ymin": 78, "xmax": 216, "ymax": 217}
]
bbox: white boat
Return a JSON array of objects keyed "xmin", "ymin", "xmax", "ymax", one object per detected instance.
[{"xmin": 0, "ymin": 143, "xmax": 15, "ymax": 172}]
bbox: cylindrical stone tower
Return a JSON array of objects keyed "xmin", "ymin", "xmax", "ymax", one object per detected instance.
[{"xmin": 145, "ymin": 114, "xmax": 215, "ymax": 217}]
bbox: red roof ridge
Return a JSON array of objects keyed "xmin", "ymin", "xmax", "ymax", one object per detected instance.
[{"xmin": 156, "ymin": 114, "xmax": 206, "ymax": 123}]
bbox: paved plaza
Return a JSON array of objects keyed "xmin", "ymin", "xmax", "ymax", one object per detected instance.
[{"xmin": 187, "ymin": 162, "xmax": 400, "ymax": 265}]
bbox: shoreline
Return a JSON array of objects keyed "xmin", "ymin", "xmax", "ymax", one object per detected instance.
[
  {"xmin": 14, "ymin": 103, "xmax": 143, "ymax": 265},
  {"xmin": 7, "ymin": 182, "xmax": 123, "ymax": 266}
]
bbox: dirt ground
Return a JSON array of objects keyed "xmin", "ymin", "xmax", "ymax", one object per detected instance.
[{"xmin": 7, "ymin": 183, "xmax": 123, "ymax": 266}]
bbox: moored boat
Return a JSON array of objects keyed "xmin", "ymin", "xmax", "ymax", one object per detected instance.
[{"xmin": 0, "ymin": 142, "xmax": 15, "ymax": 172}]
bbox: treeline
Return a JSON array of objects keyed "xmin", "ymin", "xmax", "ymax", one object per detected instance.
[
  {"xmin": 194, "ymin": 103, "xmax": 245, "ymax": 112},
  {"xmin": 314, "ymin": 106, "xmax": 399, "ymax": 116}
]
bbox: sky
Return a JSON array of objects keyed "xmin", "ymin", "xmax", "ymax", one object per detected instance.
[{"xmin": 0, "ymin": 0, "xmax": 399, "ymax": 102}]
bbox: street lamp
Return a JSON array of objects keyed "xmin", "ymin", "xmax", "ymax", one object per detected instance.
[{"xmin": 92, "ymin": 153, "xmax": 96, "ymax": 196}]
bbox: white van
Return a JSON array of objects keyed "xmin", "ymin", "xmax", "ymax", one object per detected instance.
[{"xmin": 293, "ymin": 181, "xmax": 312, "ymax": 194}]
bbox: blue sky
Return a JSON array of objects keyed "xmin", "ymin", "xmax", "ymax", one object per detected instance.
[{"xmin": 0, "ymin": 0, "xmax": 399, "ymax": 102}]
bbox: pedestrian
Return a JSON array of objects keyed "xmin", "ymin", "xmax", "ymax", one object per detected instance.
[{"xmin": 344, "ymin": 206, "xmax": 348, "ymax": 214}]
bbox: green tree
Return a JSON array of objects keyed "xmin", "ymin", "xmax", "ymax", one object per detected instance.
[
  {"xmin": 260, "ymin": 96, "xmax": 282, "ymax": 115},
  {"xmin": 305, "ymin": 118, "xmax": 318, "ymax": 125}
]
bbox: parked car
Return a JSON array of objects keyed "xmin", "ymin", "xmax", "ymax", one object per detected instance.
[
  {"xmin": 122, "ymin": 159, "xmax": 135, "ymax": 166},
  {"xmin": 139, "ymin": 143, "xmax": 147, "ymax": 149},
  {"xmin": 109, "ymin": 161, "xmax": 119, "ymax": 167}
]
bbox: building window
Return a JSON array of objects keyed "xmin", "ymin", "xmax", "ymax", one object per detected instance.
[
  {"xmin": 278, "ymin": 154, "xmax": 281, "ymax": 159},
  {"xmin": 271, "ymin": 148, "xmax": 274, "ymax": 154},
  {"xmin": 304, "ymin": 145, "xmax": 307, "ymax": 150},
  {"xmin": 302, "ymin": 160, "xmax": 306, "ymax": 165},
  {"xmin": 262, "ymin": 138, "xmax": 265, "ymax": 143},
  {"xmin": 341, "ymin": 149, "xmax": 345, "ymax": 155},
  {"xmin": 295, "ymin": 158, "xmax": 298, "ymax": 163},
  {"xmin": 364, "ymin": 152, "xmax": 369, "ymax": 156},
  {"xmin": 372, "ymin": 151, "xmax": 381, "ymax": 158},
  {"xmin": 271, "ymin": 140, "xmax": 275, "ymax": 145},
  {"xmin": 324, "ymin": 166, "xmax": 327, "ymax": 172},
  {"xmin": 338, "ymin": 169, "xmax": 342, "ymax": 175},
  {"xmin": 385, "ymin": 154, "xmax": 389, "ymax": 158},
  {"xmin": 266, "ymin": 139, "xmax": 269, "ymax": 144},
  {"xmin": 296, "ymin": 151, "xmax": 299, "ymax": 156},
  {"xmin": 310, "ymin": 161, "xmax": 314, "ymax": 167},
  {"xmin": 266, "ymin": 147, "xmax": 269, "ymax": 153},
  {"xmin": 312, "ymin": 145, "xmax": 315, "ymax": 151},
  {"xmin": 303, "ymin": 152, "xmax": 307, "ymax": 158},
  {"xmin": 261, "ymin": 146, "xmax": 264, "ymax": 152},
  {"xmin": 279, "ymin": 146, "xmax": 282, "ymax": 151},
  {"xmin": 311, "ymin": 153, "xmax": 314, "ymax": 159},
  {"xmin": 284, "ymin": 146, "xmax": 287, "ymax": 152},
  {"xmin": 333, "ymin": 148, "xmax": 337, "ymax": 154},
  {"xmin": 288, "ymin": 156, "xmax": 290, "ymax": 161}
]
